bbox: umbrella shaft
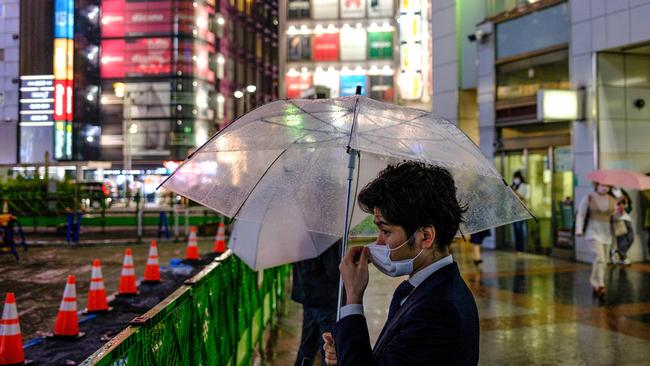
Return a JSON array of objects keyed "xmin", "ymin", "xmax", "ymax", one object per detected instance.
[{"xmin": 337, "ymin": 149, "xmax": 358, "ymax": 321}]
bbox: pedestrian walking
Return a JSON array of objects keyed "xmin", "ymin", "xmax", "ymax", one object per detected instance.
[
  {"xmin": 611, "ymin": 187, "xmax": 634, "ymax": 265},
  {"xmin": 575, "ymin": 183, "xmax": 617, "ymax": 298},
  {"xmin": 511, "ymin": 171, "xmax": 528, "ymax": 253},
  {"xmin": 469, "ymin": 229, "xmax": 491, "ymax": 267}
]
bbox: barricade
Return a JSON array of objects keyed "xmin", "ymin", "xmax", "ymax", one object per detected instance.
[{"xmin": 81, "ymin": 251, "xmax": 289, "ymax": 366}]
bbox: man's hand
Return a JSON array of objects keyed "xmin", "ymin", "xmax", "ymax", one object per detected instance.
[
  {"xmin": 339, "ymin": 246, "xmax": 370, "ymax": 305},
  {"xmin": 322, "ymin": 332, "xmax": 338, "ymax": 366}
]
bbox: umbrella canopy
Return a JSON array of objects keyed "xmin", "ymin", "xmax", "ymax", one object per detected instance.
[
  {"xmin": 588, "ymin": 169, "xmax": 650, "ymax": 190},
  {"xmin": 161, "ymin": 96, "xmax": 531, "ymax": 270}
]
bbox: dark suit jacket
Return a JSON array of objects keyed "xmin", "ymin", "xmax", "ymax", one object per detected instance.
[{"xmin": 333, "ymin": 262, "xmax": 479, "ymax": 365}]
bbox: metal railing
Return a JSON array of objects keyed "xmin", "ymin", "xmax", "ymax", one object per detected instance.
[{"xmin": 81, "ymin": 251, "xmax": 289, "ymax": 366}]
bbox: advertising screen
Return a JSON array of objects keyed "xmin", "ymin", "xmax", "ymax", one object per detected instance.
[
  {"xmin": 124, "ymin": 38, "xmax": 172, "ymax": 76},
  {"xmin": 19, "ymin": 76, "xmax": 55, "ymax": 124},
  {"xmin": 54, "ymin": 0, "xmax": 74, "ymax": 39},
  {"xmin": 400, "ymin": 42, "xmax": 422, "ymax": 71},
  {"xmin": 286, "ymin": 73, "xmax": 313, "ymax": 99},
  {"xmin": 399, "ymin": 71, "xmax": 423, "ymax": 100},
  {"xmin": 288, "ymin": 0, "xmax": 310, "ymax": 19},
  {"xmin": 368, "ymin": 31, "xmax": 393, "ymax": 59},
  {"xmin": 369, "ymin": 74, "xmax": 394, "ymax": 102},
  {"xmin": 368, "ymin": 0, "xmax": 393, "ymax": 18},
  {"xmin": 313, "ymin": 0, "xmax": 338, "ymax": 19},
  {"xmin": 313, "ymin": 33, "xmax": 339, "ymax": 61},
  {"xmin": 101, "ymin": 39, "xmax": 127, "ymax": 78},
  {"xmin": 341, "ymin": 0, "xmax": 366, "ymax": 18},
  {"xmin": 399, "ymin": 14, "xmax": 421, "ymax": 42},
  {"xmin": 53, "ymin": 39, "xmax": 74, "ymax": 80},
  {"xmin": 287, "ymin": 35, "xmax": 312, "ymax": 61},
  {"xmin": 340, "ymin": 74, "xmax": 366, "ymax": 96},
  {"xmin": 125, "ymin": 82, "xmax": 171, "ymax": 119},
  {"xmin": 340, "ymin": 27, "xmax": 367, "ymax": 61},
  {"xmin": 102, "ymin": 0, "xmax": 126, "ymax": 38},
  {"xmin": 400, "ymin": 0, "xmax": 421, "ymax": 13},
  {"xmin": 124, "ymin": 1, "xmax": 174, "ymax": 36},
  {"xmin": 314, "ymin": 69, "xmax": 340, "ymax": 97}
]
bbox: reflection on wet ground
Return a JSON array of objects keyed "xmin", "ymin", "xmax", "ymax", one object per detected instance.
[{"xmin": 271, "ymin": 244, "xmax": 650, "ymax": 365}]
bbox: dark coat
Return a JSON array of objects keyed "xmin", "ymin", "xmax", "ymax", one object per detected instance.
[
  {"xmin": 291, "ymin": 241, "xmax": 340, "ymax": 309},
  {"xmin": 333, "ymin": 262, "xmax": 480, "ymax": 365}
]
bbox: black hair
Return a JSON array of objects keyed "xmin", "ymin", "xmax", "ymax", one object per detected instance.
[
  {"xmin": 357, "ymin": 161, "xmax": 466, "ymax": 250},
  {"xmin": 513, "ymin": 171, "xmax": 526, "ymax": 184}
]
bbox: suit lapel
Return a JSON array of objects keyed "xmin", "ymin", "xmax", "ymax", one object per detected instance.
[{"xmin": 373, "ymin": 263, "xmax": 458, "ymax": 355}]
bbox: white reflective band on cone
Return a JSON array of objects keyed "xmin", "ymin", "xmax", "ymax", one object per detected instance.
[
  {"xmin": 91, "ymin": 267, "xmax": 103, "ymax": 279},
  {"xmin": 123, "ymin": 256, "xmax": 134, "ymax": 266},
  {"xmin": 122, "ymin": 268, "xmax": 135, "ymax": 276},
  {"xmin": 63, "ymin": 284, "xmax": 76, "ymax": 298},
  {"xmin": 147, "ymin": 257, "xmax": 159, "ymax": 265},
  {"xmin": 0, "ymin": 323, "xmax": 21, "ymax": 336},
  {"xmin": 59, "ymin": 300, "xmax": 77, "ymax": 311},
  {"xmin": 2, "ymin": 303, "xmax": 18, "ymax": 320},
  {"xmin": 90, "ymin": 281, "xmax": 105, "ymax": 290}
]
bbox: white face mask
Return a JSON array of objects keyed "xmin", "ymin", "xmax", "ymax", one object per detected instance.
[
  {"xmin": 597, "ymin": 185, "xmax": 609, "ymax": 195},
  {"xmin": 612, "ymin": 188, "xmax": 622, "ymax": 199},
  {"xmin": 513, "ymin": 178, "xmax": 521, "ymax": 185},
  {"xmin": 367, "ymin": 231, "xmax": 423, "ymax": 277}
]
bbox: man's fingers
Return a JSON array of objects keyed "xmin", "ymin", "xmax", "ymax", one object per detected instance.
[
  {"xmin": 343, "ymin": 246, "xmax": 363, "ymax": 265},
  {"xmin": 322, "ymin": 332, "xmax": 334, "ymax": 345},
  {"xmin": 359, "ymin": 246, "xmax": 370, "ymax": 267}
]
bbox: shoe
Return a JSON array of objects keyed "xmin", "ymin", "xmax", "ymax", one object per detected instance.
[
  {"xmin": 596, "ymin": 287, "xmax": 607, "ymax": 299},
  {"xmin": 623, "ymin": 258, "xmax": 631, "ymax": 266},
  {"xmin": 473, "ymin": 259, "xmax": 483, "ymax": 266}
]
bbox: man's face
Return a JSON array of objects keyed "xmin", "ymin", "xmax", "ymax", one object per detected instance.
[{"xmin": 373, "ymin": 208, "xmax": 418, "ymax": 261}]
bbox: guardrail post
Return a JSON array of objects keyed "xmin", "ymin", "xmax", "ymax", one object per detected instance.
[
  {"xmin": 173, "ymin": 205, "xmax": 180, "ymax": 241},
  {"xmin": 137, "ymin": 207, "xmax": 143, "ymax": 241}
]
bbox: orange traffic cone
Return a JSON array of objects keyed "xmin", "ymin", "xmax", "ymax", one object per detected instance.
[
  {"xmin": 185, "ymin": 226, "xmax": 200, "ymax": 260},
  {"xmin": 85, "ymin": 259, "xmax": 110, "ymax": 313},
  {"xmin": 53, "ymin": 275, "xmax": 82, "ymax": 337},
  {"xmin": 143, "ymin": 240, "xmax": 161, "ymax": 283},
  {"xmin": 118, "ymin": 248, "xmax": 138, "ymax": 296},
  {"xmin": 213, "ymin": 222, "xmax": 227, "ymax": 253},
  {"xmin": 0, "ymin": 293, "xmax": 24, "ymax": 365}
]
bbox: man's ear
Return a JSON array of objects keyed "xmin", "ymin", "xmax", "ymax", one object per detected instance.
[{"xmin": 421, "ymin": 226, "xmax": 436, "ymax": 249}]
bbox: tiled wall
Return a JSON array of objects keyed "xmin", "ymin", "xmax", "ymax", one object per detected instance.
[
  {"xmin": 0, "ymin": 0, "xmax": 19, "ymax": 164},
  {"xmin": 571, "ymin": 0, "xmax": 650, "ymax": 262}
]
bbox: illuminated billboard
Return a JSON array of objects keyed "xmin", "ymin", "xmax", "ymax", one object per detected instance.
[
  {"xmin": 314, "ymin": 68, "xmax": 340, "ymax": 97},
  {"xmin": 368, "ymin": 31, "xmax": 393, "ymax": 59},
  {"xmin": 19, "ymin": 76, "xmax": 55, "ymax": 125},
  {"xmin": 286, "ymin": 72, "xmax": 313, "ymax": 98},
  {"xmin": 54, "ymin": 0, "xmax": 74, "ymax": 160},
  {"xmin": 288, "ymin": 35, "xmax": 312, "ymax": 61},
  {"xmin": 313, "ymin": 0, "xmax": 337, "ymax": 19},
  {"xmin": 54, "ymin": 0, "xmax": 74, "ymax": 39},
  {"xmin": 341, "ymin": 0, "xmax": 366, "ymax": 18},
  {"xmin": 340, "ymin": 74, "xmax": 367, "ymax": 96},
  {"xmin": 313, "ymin": 32, "xmax": 339, "ymax": 61},
  {"xmin": 368, "ymin": 0, "xmax": 393, "ymax": 17},
  {"xmin": 340, "ymin": 27, "xmax": 367, "ymax": 61}
]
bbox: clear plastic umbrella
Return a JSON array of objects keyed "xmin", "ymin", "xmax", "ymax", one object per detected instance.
[{"xmin": 160, "ymin": 96, "xmax": 531, "ymax": 271}]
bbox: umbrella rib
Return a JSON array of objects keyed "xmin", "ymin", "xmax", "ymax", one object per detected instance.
[
  {"xmin": 346, "ymin": 96, "xmax": 362, "ymax": 149},
  {"xmin": 288, "ymin": 100, "xmax": 350, "ymax": 134}
]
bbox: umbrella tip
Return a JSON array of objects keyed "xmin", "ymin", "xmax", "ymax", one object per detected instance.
[{"xmin": 355, "ymin": 85, "xmax": 362, "ymax": 95}]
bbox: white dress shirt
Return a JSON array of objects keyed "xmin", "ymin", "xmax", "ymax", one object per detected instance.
[{"xmin": 340, "ymin": 255, "xmax": 454, "ymax": 318}]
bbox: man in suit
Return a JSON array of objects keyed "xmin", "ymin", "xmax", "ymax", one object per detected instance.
[{"xmin": 322, "ymin": 161, "xmax": 479, "ymax": 365}]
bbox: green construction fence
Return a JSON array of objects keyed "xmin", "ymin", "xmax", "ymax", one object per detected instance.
[{"xmin": 81, "ymin": 252, "xmax": 290, "ymax": 366}]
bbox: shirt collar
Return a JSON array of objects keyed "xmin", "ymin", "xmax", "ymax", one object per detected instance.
[{"xmin": 408, "ymin": 255, "xmax": 453, "ymax": 289}]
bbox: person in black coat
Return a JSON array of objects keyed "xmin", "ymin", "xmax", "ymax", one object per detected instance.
[
  {"xmin": 292, "ymin": 240, "xmax": 341, "ymax": 366},
  {"xmin": 322, "ymin": 162, "xmax": 479, "ymax": 365}
]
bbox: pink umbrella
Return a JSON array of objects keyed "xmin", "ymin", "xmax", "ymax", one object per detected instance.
[{"xmin": 587, "ymin": 169, "xmax": 650, "ymax": 190}]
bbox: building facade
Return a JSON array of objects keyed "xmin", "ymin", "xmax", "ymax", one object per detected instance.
[
  {"xmin": 0, "ymin": 0, "xmax": 20, "ymax": 164},
  {"xmin": 278, "ymin": 0, "xmax": 432, "ymax": 110},
  {"xmin": 434, "ymin": 0, "xmax": 650, "ymax": 263}
]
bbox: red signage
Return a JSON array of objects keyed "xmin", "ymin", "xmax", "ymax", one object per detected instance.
[
  {"xmin": 286, "ymin": 73, "xmax": 312, "ymax": 99},
  {"xmin": 313, "ymin": 33, "xmax": 339, "ymax": 61},
  {"xmin": 53, "ymin": 79, "xmax": 73, "ymax": 121}
]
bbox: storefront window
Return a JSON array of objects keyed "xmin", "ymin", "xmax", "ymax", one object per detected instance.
[
  {"xmin": 495, "ymin": 3, "xmax": 569, "ymax": 60},
  {"xmin": 496, "ymin": 49, "xmax": 569, "ymax": 101}
]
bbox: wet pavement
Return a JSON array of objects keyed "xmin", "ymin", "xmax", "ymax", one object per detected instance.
[
  {"xmin": 270, "ymin": 243, "xmax": 650, "ymax": 365},
  {"xmin": 0, "ymin": 238, "xmax": 216, "ymax": 340}
]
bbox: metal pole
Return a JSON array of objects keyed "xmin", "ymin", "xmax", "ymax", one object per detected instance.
[{"xmin": 336, "ymin": 149, "xmax": 357, "ymax": 322}]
